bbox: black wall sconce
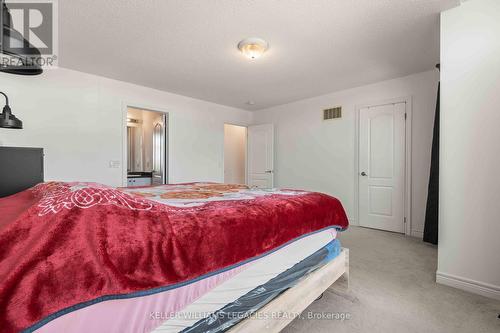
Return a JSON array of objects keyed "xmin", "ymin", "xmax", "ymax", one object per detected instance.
[{"xmin": 0, "ymin": 91, "xmax": 22, "ymax": 128}]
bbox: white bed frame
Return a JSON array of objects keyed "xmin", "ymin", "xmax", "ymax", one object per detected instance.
[{"xmin": 229, "ymin": 248, "xmax": 349, "ymax": 333}]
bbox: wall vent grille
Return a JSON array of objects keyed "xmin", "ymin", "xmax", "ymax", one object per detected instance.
[{"xmin": 323, "ymin": 107, "xmax": 342, "ymax": 120}]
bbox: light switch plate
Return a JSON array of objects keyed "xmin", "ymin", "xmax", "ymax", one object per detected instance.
[{"xmin": 109, "ymin": 160, "xmax": 121, "ymax": 168}]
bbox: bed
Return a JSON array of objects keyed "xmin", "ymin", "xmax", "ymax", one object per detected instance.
[{"xmin": 0, "ymin": 149, "xmax": 349, "ymax": 333}]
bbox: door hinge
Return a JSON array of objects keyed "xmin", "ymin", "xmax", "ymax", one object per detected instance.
[
  {"xmin": 404, "ymin": 113, "xmax": 407, "ymax": 120},
  {"xmin": 404, "ymin": 217, "xmax": 407, "ymax": 224}
]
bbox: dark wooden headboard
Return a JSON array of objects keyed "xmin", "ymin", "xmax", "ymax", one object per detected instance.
[{"xmin": 0, "ymin": 147, "xmax": 44, "ymax": 198}]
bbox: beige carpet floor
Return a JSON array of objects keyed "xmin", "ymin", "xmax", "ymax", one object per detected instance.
[{"xmin": 284, "ymin": 226, "xmax": 500, "ymax": 333}]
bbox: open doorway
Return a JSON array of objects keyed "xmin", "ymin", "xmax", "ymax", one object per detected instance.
[
  {"xmin": 224, "ymin": 124, "xmax": 247, "ymax": 184},
  {"xmin": 126, "ymin": 107, "xmax": 168, "ymax": 187}
]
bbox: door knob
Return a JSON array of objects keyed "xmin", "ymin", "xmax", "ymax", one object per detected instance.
[
  {"xmin": 360, "ymin": 172, "xmax": 367, "ymax": 176},
  {"xmin": 265, "ymin": 170, "xmax": 273, "ymax": 173}
]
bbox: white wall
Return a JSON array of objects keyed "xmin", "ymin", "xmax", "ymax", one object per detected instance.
[
  {"xmin": 0, "ymin": 68, "xmax": 252, "ymax": 186},
  {"xmin": 437, "ymin": 0, "xmax": 500, "ymax": 299},
  {"xmin": 253, "ymin": 70, "xmax": 439, "ymax": 236},
  {"xmin": 223, "ymin": 124, "xmax": 247, "ymax": 184}
]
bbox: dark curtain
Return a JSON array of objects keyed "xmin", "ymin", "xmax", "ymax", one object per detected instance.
[{"xmin": 423, "ymin": 83, "xmax": 440, "ymax": 245}]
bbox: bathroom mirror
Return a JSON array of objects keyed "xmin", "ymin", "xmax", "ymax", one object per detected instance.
[{"xmin": 127, "ymin": 125, "xmax": 144, "ymax": 172}]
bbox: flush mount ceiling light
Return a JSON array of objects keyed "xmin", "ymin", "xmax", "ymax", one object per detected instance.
[{"xmin": 238, "ymin": 38, "xmax": 269, "ymax": 60}]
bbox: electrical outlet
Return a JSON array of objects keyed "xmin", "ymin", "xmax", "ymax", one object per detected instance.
[{"xmin": 109, "ymin": 160, "xmax": 120, "ymax": 168}]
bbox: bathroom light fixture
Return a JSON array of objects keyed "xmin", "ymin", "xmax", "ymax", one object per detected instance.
[
  {"xmin": 238, "ymin": 38, "xmax": 268, "ymax": 60},
  {"xmin": 0, "ymin": 91, "xmax": 22, "ymax": 129},
  {"xmin": 127, "ymin": 118, "xmax": 140, "ymax": 124}
]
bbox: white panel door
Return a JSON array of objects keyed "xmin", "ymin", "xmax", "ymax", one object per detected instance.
[
  {"xmin": 247, "ymin": 124, "xmax": 274, "ymax": 188},
  {"xmin": 359, "ymin": 103, "xmax": 406, "ymax": 233}
]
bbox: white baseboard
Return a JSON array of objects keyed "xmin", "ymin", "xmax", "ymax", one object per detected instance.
[
  {"xmin": 436, "ymin": 271, "xmax": 500, "ymax": 300},
  {"xmin": 410, "ymin": 229, "xmax": 423, "ymax": 239}
]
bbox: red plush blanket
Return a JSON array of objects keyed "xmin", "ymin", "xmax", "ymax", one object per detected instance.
[{"xmin": 0, "ymin": 182, "xmax": 348, "ymax": 332}]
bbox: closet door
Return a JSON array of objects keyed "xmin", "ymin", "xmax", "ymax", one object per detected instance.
[
  {"xmin": 359, "ymin": 103, "xmax": 406, "ymax": 233},
  {"xmin": 247, "ymin": 124, "xmax": 274, "ymax": 189}
]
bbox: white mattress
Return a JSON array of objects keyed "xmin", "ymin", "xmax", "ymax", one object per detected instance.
[{"xmin": 152, "ymin": 228, "xmax": 337, "ymax": 332}]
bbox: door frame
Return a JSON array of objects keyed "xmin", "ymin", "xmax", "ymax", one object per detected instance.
[
  {"xmin": 222, "ymin": 123, "xmax": 248, "ymax": 184},
  {"xmin": 354, "ymin": 96, "xmax": 413, "ymax": 236},
  {"xmin": 122, "ymin": 102, "xmax": 169, "ymax": 187}
]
